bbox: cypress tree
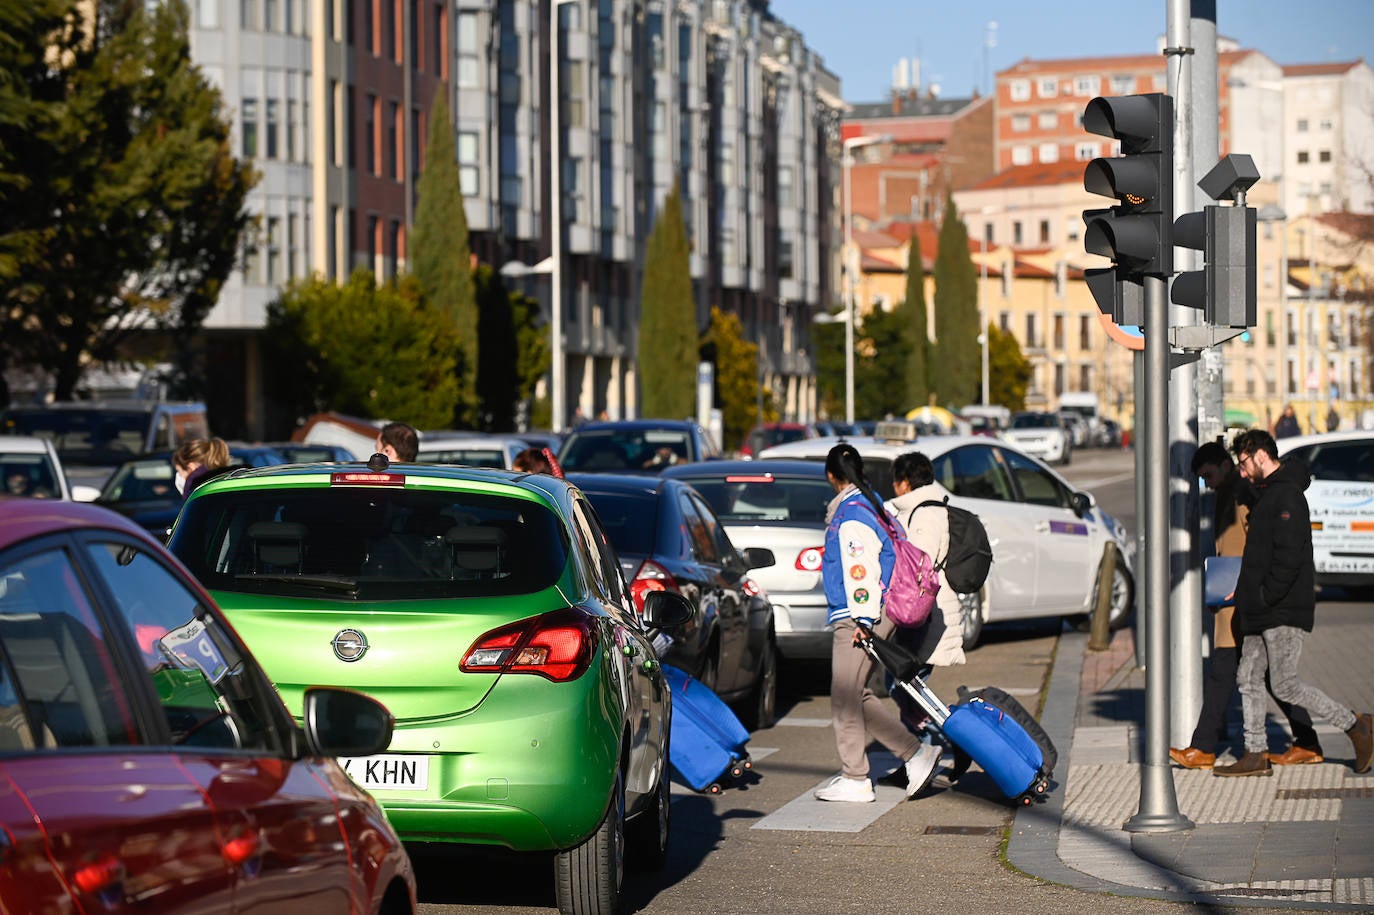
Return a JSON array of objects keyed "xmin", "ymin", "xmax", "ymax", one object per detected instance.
[
  {"xmin": 637, "ymin": 181, "xmax": 696, "ymax": 418},
  {"xmin": 411, "ymin": 92, "xmax": 476, "ymax": 427},
  {"xmin": 897, "ymin": 230, "xmax": 931, "ymax": 409},
  {"xmin": 932, "ymin": 194, "xmax": 981, "ymax": 408}
]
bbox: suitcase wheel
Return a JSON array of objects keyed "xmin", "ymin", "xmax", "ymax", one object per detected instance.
[
  {"xmin": 1018, "ymin": 794, "xmax": 1033, "ymax": 807},
  {"xmin": 741, "ymin": 757, "xmax": 753, "ymax": 770},
  {"xmin": 729, "ymin": 764, "xmax": 745, "ymax": 779},
  {"xmin": 1034, "ymin": 778, "xmax": 1048, "ymax": 795},
  {"xmin": 706, "ymin": 782, "xmax": 723, "ymax": 795}
]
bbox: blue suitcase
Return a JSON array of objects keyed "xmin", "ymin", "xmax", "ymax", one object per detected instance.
[
  {"xmin": 663, "ymin": 665, "xmax": 753, "ymax": 794},
  {"xmin": 857, "ymin": 626, "xmax": 1051, "ymax": 806}
]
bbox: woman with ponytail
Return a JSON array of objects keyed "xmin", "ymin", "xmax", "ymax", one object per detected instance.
[{"xmin": 815, "ymin": 443, "xmax": 940, "ymax": 803}]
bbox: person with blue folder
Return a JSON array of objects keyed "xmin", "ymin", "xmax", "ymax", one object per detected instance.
[{"xmin": 1170, "ymin": 441, "xmax": 1323, "ymax": 771}]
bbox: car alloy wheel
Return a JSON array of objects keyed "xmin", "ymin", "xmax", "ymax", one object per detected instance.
[
  {"xmin": 740, "ymin": 636, "xmax": 777, "ymax": 731},
  {"xmin": 958, "ymin": 590, "xmax": 985, "ymax": 650}
]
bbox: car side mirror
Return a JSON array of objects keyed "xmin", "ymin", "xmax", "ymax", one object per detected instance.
[
  {"xmin": 302, "ymin": 687, "xmax": 394, "ymax": 757},
  {"xmin": 1071, "ymin": 491, "xmax": 1095, "ymax": 518},
  {"xmin": 741, "ymin": 547, "xmax": 776, "ymax": 571},
  {"xmin": 642, "ymin": 590, "xmax": 694, "ymax": 630}
]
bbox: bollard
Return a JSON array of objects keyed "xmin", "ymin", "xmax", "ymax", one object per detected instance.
[{"xmin": 1088, "ymin": 541, "xmax": 1119, "ymax": 652}]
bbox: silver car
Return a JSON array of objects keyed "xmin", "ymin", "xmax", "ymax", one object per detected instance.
[{"xmin": 660, "ymin": 460, "xmax": 834, "ymax": 661}]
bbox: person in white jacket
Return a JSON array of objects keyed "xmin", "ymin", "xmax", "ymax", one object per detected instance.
[{"xmin": 884, "ymin": 451, "xmax": 967, "ymax": 671}]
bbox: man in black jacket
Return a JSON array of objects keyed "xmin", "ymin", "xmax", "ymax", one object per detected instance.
[{"xmin": 1214, "ymin": 430, "xmax": 1373, "ymax": 777}]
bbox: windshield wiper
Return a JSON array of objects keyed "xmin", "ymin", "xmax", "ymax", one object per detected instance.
[{"xmin": 233, "ymin": 573, "xmax": 359, "ymax": 594}]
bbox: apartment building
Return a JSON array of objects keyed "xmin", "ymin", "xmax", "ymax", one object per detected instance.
[{"xmin": 187, "ymin": 0, "xmax": 842, "ymax": 436}]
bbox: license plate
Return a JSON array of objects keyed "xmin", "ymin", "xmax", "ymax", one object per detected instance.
[{"xmin": 339, "ymin": 754, "xmax": 430, "ymax": 791}]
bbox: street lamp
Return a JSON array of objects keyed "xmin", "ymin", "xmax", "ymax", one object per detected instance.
[{"xmin": 842, "ymin": 133, "xmax": 891, "ymax": 425}]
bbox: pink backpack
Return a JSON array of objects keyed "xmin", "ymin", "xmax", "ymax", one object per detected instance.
[{"xmin": 862, "ymin": 505, "xmax": 940, "ymax": 628}]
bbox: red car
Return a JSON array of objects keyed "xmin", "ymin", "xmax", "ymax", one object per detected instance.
[{"xmin": 0, "ymin": 498, "xmax": 415, "ymax": 914}]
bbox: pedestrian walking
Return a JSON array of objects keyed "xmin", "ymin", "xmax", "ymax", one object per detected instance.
[
  {"xmin": 1326, "ymin": 402, "xmax": 1340, "ymax": 432},
  {"xmin": 1273, "ymin": 404, "xmax": 1301, "ymax": 439},
  {"xmin": 814, "ymin": 443, "xmax": 939, "ymax": 803},
  {"xmin": 1170, "ymin": 441, "xmax": 1323, "ymax": 770},
  {"xmin": 1214, "ymin": 429, "xmax": 1373, "ymax": 777}
]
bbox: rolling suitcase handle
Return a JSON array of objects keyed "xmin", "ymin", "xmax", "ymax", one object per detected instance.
[{"xmin": 853, "ymin": 623, "xmax": 949, "ymax": 727}]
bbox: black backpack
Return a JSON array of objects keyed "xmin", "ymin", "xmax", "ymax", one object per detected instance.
[{"xmin": 916, "ymin": 497, "xmax": 993, "ymax": 594}]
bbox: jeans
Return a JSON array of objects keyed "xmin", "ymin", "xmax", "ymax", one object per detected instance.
[
  {"xmin": 1191, "ymin": 644, "xmax": 1321, "ymax": 752},
  {"xmin": 1237, "ymin": 626, "xmax": 1356, "ymax": 754}
]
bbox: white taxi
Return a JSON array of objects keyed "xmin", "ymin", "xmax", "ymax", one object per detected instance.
[
  {"xmin": 1277, "ymin": 430, "xmax": 1374, "ymax": 592},
  {"xmin": 760, "ymin": 423, "xmax": 1135, "ymax": 647}
]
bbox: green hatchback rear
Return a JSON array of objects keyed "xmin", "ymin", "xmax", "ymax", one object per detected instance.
[{"xmin": 168, "ymin": 461, "xmax": 690, "ymax": 914}]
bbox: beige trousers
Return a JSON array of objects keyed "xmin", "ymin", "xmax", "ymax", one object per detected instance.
[{"xmin": 830, "ymin": 616, "xmax": 923, "ymax": 779}]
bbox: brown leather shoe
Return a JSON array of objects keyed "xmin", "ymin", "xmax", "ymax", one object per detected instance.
[
  {"xmin": 1347, "ymin": 712, "xmax": 1373, "ymax": 773},
  {"xmin": 1268, "ymin": 745, "xmax": 1324, "ymax": 766},
  {"xmin": 1214, "ymin": 751, "xmax": 1273, "ymax": 777},
  {"xmin": 1169, "ymin": 746, "xmax": 1216, "ymax": 769}
]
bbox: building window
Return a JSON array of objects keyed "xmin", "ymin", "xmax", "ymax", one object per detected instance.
[
  {"xmin": 1319, "ymin": 118, "xmax": 1333, "ymax": 131},
  {"xmin": 1038, "ymin": 143, "xmax": 1059, "ymax": 163},
  {"xmin": 265, "ymin": 98, "xmax": 279, "ymax": 158},
  {"xmin": 388, "ymin": 219, "xmax": 401, "ymax": 277},
  {"xmin": 1054, "ymin": 364, "xmax": 1065, "ymax": 397},
  {"xmin": 564, "ymin": 60, "xmax": 585, "ymax": 128},
  {"xmin": 562, "ymin": 156, "xmax": 583, "ymax": 223},
  {"xmin": 1319, "ymin": 149, "xmax": 1331, "ymax": 163},
  {"xmin": 263, "ymin": 0, "xmax": 276, "ymax": 31},
  {"xmin": 1026, "ymin": 314, "xmax": 1037, "ymax": 348},
  {"xmin": 1011, "ymin": 145, "xmax": 1032, "ymax": 166},
  {"xmin": 457, "ymin": 130, "xmax": 479, "ymax": 197},
  {"xmin": 778, "ymin": 165, "xmax": 794, "ymax": 209},
  {"xmin": 457, "ymin": 12, "xmax": 478, "ymax": 87},
  {"xmin": 241, "ymin": 98, "xmax": 258, "ymax": 157},
  {"xmin": 265, "ymin": 216, "xmax": 280, "ymax": 284},
  {"xmin": 999, "ymin": 311, "xmax": 1010, "ymax": 332},
  {"xmin": 435, "ymin": 4, "xmax": 448, "ymax": 80},
  {"xmin": 1078, "ymin": 365, "xmax": 1091, "ymax": 391},
  {"xmin": 1079, "ymin": 315, "xmax": 1091, "ymax": 349},
  {"xmin": 363, "ymin": 0, "xmax": 374, "ymax": 54},
  {"xmin": 1109, "ymin": 75, "xmax": 1135, "ymax": 94},
  {"xmin": 1052, "ymin": 313, "xmax": 1065, "ymax": 349},
  {"xmin": 287, "ymin": 214, "xmax": 298, "ymax": 277},
  {"xmin": 198, "ymin": 0, "xmax": 220, "ymax": 28},
  {"xmin": 411, "ymin": 105, "xmax": 422, "ymax": 175},
  {"xmin": 381, "ymin": 0, "xmax": 392, "ymax": 60},
  {"xmin": 286, "ymin": 99, "xmax": 296, "ymax": 160},
  {"xmin": 1038, "ymin": 110, "xmax": 1057, "ymax": 129},
  {"xmin": 1009, "ymin": 79, "xmax": 1030, "ymax": 101},
  {"xmin": 1074, "ymin": 75, "xmax": 1100, "ymax": 96},
  {"xmin": 983, "ymin": 223, "xmax": 994, "ymax": 245},
  {"xmin": 1037, "ymin": 77, "xmax": 1056, "ymax": 98},
  {"xmin": 241, "ymin": 0, "xmax": 257, "ymax": 30},
  {"xmin": 1297, "ymin": 150, "xmax": 1309, "ymax": 164},
  {"xmin": 1039, "ymin": 220, "xmax": 1050, "ymax": 244},
  {"xmin": 1296, "ymin": 118, "xmax": 1308, "ymax": 132},
  {"xmin": 1075, "ymin": 142, "xmax": 1098, "ymax": 161},
  {"xmin": 1011, "ymin": 114, "xmax": 1031, "ymax": 132},
  {"xmin": 1013, "ymin": 221, "xmax": 1023, "ymax": 245},
  {"xmin": 779, "ymin": 230, "xmax": 794, "ymax": 279},
  {"xmin": 366, "ymin": 215, "xmax": 379, "ymax": 275}
]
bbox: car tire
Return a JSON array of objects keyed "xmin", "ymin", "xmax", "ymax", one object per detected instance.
[
  {"xmin": 626, "ymin": 746, "xmax": 670, "ymax": 872},
  {"xmin": 696, "ymin": 641, "xmax": 719, "ymax": 694},
  {"xmin": 738, "ymin": 635, "xmax": 777, "ymax": 731},
  {"xmin": 958, "ymin": 590, "xmax": 985, "ymax": 650},
  {"xmin": 555, "ymin": 770, "xmax": 624, "ymax": 915}
]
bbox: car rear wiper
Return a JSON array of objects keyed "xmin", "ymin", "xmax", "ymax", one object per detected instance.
[{"xmin": 233, "ymin": 573, "xmax": 359, "ymax": 594}]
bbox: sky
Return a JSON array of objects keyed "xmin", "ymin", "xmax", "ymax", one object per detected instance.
[{"xmin": 768, "ymin": 1, "xmax": 1374, "ymax": 103}]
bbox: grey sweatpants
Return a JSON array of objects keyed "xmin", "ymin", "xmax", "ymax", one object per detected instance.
[
  {"xmin": 1238, "ymin": 626, "xmax": 1356, "ymax": 754},
  {"xmin": 830, "ymin": 617, "xmax": 923, "ymax": 779}
]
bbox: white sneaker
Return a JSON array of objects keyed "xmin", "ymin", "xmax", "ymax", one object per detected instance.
[
  {"xmin": 814, "ymin": 775, "xmax": 875, "ymax": 803},
  {"xmin": 904, "ymin": 738, "xmax": 940, "ymax": 799}
]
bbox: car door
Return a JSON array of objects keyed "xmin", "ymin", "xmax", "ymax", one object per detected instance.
[
  {"xmin": 997, "ymin": 447, "xmax": 1097, "ymax": 614},
  {"xmin": 80, "ymin": 535, "xmax": 356, "ymax": 914},
  {"xmin": 0, "ymin": 539, "xmax": 234, "ymax": 914},
  {"xmin": 686, "ymin": 491, "xmax": 751, "ymax": 696},
  {"xmin": 931, "ymin": 444, "xmax": 1040, "ymax": 616}
]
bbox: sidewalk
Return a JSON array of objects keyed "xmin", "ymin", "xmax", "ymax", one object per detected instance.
[{"xmin": 1007, "ymin": 622, "xmax": 1374, "ymax": 911}]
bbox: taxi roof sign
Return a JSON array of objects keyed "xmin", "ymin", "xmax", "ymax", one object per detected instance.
[{"xmin": 873, "ymin": 421, "xmax": 918, "ymax": 443}]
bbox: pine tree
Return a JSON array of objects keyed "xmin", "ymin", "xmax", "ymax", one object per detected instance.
[
  {"xmin": 932, "ymin": 194, "xmax": 981, "ymax": 408},
  {"xmin": 0, "ymin": 0, "xmax": 255, "ymax": 401},
  {"xmin": 638, "ymin": 181, "xmax": 697, "ymax": 418},
  {"xmin": 897, "ymin": 230, "xmax": 931, "ymax": 408},
  {"xmin": 411, "ymin": 92, "xmax": 477, "ymax": 427}
]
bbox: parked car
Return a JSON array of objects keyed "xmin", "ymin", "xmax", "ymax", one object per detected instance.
[
  {"xmin": 94, "ymin": 444, "xmax": 290, "ymax": 536},
  {"xmin": 0, "ymin": 499, "xmax": 416, "ymax": 915},
  {"xmin": 1002, "ymin": 411, "xmax": 1073, "ymax": 466},
  {"xmin": 415, "ymin": 431, "xmax": 532, "ymax": 469},
  {"xmin": 1058, "ymin": 411, "xmax": 1090, "ymax": 449},
  {"xmin": 558, "ymin": 419, "xmax": 721, "ymax": 473},
  {"xmin": 1, "ymin": 399, "xmax": 209, "ymax": 491},
  {"xmin": 760, "ymin": 425, "xmax": 1135, "ymax": 648},
  {"xmin": 1, "ymin": 435, "xmax": 93, "ymax": 501},
  {"xmin": 568, "ymin": 472, "xmax": 779, "ymax": 729},
  {"xmin": 263, "ymin": 441, "xmax": 360, "ymax": 462},
  {"xmin": 739, "ymin": 422, "xmax": 815, "ymax": 459},
  {"xmin": 1277, "ymin": 430, "xmax": 1374, "ymax": 593},
  {"xmin": 660, "ymin": 459, "xmax": 834, "ymax": 662},
  {"xmin": 167, "ymin": 460, "xmax": 694, "ymax": 913}
]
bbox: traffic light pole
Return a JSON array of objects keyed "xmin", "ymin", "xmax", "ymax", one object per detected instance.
[{"xmin": 1125, "ymin": 274, "xmax": 1194, "ymax": 834}]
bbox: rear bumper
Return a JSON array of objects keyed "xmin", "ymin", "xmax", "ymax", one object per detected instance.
[{"xmin": 770, "ymin": 598, "xmax": 831, "ymax": 660}]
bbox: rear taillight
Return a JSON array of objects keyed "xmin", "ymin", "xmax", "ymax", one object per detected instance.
[
  {"xmin": 629, "ymin": 559, "xmax": 679, "ymax": 614},
  {"xmin": 460, "ymin": 608, "xmax": 597, "ymax": 682},
  {"xmin": 795, "ymin": 546, "xmax": 824, "ymax": 572}
]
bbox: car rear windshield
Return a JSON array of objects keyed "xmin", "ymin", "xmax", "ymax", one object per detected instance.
[
  {"xmin": 580, "ymin": 490, "xmax": 658, "ymax": 558},
  {"xmin": 676, "ymin": 475, "xmax": 834, "ymax": 525},
  {"xmin": 416, "ymin": 447, "xmax": 507, "ymax": 468},
  {"xmin": 560, "ymin": 430, "xmax": 690, "ymax": 472},
  {"xmin": 171, "ymin": 488, "xmax": 569, "ymax": 600}
]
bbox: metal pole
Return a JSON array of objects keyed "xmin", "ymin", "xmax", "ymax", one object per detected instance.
[
  {"xmin": 843, "ymin": 149, "xmax": 855, "ymax": 425},
  {"xmin": 550, "ymin": 0, "xmax": 566, "ymax": 433},
  {"xmin": 1124, "ymin": 275, "xmax": 1193, "ymax": 833},
  {"xmin": 980, "ymin": 248, "xmax": 990, "ymax": 405}
]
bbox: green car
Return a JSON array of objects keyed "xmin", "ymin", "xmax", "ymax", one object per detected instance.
[{"xmin": 168, "ymin": 459, "xmax": 693, "ymax": 915}]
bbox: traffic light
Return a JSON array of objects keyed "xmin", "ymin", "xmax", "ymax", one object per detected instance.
[
  {"xmin": 1081, "ymin": 94, "xmax": 1173, "ymax": 319},
  {"xmin": 1171, "ymin": 154, "xmax": 1260, "ymax": 329}
]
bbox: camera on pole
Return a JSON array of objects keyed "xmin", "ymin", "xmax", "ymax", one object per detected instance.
[
  {"xmin": 1081, "ymin": 93, "xmax": 1174, "ymax": 325},
  {"xmin": 1171, "ymin": 154, "xmax": 1260, "ymax": 329}
]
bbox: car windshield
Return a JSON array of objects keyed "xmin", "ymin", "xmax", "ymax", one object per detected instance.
[
  {"xmin": 100, "ymin": 457, "xmax": 178, "ymax": 504},
  {"xmin": 1011, "ymin": 413, "xmax": 1059, "ymax": 429},
  {"xmin": 2, "ymin": 408, "xmax": 147, "ymax": 466},
  {"xmin": 171, "ymin": 488, "xmax": 569, "ymax": 600},
  {"xmin": 560, "ymin": 430, "xmax": 690, "ymax": 472},
  {"xmin": 1, "ymin": 453, "xmax": 60, "ymax": 499},
  {"xmin": 676, "ymin": 475, "xmax": 833, "ymax": 525}
]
